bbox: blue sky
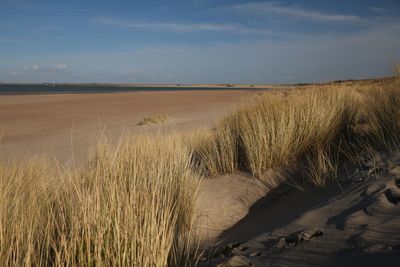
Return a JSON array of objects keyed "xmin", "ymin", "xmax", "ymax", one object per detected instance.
[{"xmin": 0, "ymin": 0, "xmax": 399, "ymax": 83}]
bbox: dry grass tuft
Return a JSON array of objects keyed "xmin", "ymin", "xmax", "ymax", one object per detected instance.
[
  {"xmin": 192, "ymin": 74, "xmax": 400, "ymax": 187},
  {"xmin": 137, "ymin": 114, "xmax": 170, "ymax": 126},
  {"xmin": 189, "ymin": 117, "xmax": 238, "ymax": 177},
  {"xmin": 192, "ymin": 87, "xmax": 354, "ymax": 185},
  {"xmin": 0, "ymin": 135, "xmax": 200, "ymax": 266}
]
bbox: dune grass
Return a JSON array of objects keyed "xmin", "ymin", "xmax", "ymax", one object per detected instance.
[
  {"xmin": 137, "ymin": 114, "xmax": 170, "ymax": 126},
  {"xmin": 191, "ymin": 74, "xmax": 400, "ymax": 187},
  {"xmin": 0, "ymin": 72, "xmax": 399, "ymax": 266},
  {"xmin": 191, "ymin": 88, "xmax": 353, "ymax": 185},
  {"xmin": 0, "ymin": 135, "xmax": 200, "ymax": 266}
]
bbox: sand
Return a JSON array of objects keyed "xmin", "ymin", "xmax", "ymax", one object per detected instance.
[
  {"xmin": 199, "ymin": 154, "xmax": 400, "ymax": 266},
  {"xmin": 196, "ymin": 174, "xmax": 268, "ymax": 246},
  {"xmin": 0, "ymin": 90, "xmax": 256, "ymax": 164}
]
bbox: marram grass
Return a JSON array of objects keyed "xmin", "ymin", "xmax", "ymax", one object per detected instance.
[
  {"xmin": 191, "ymin": 74, "xmax": 400, "ymax": 187},
  {"xmin": 0, "ymin": 135, "xmax": 200, "ymax": 267}
]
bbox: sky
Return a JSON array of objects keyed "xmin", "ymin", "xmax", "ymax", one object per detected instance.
[{"xmin": 0, "ymin": 0, "xmax": 399, "ymax": 84}]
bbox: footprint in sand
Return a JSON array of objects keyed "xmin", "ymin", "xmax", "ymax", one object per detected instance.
[
  {"xmin": 395, "ymin": 178, "xmax": 400, "ymax": 188},
  {"xmin": 384, "ymin": 188, "xmax": 400, "ymax": 204}
]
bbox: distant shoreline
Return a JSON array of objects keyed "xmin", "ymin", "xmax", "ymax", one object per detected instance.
[
  {"xmin": 0, "ymin": 75, "xmax": 393, "ymax": 88},
  {"xmin": 0, "ymin": 84, "xmax": 269, "ymax": 95},
  {"xmin": 0, "ymin": 76, "xmax": 394, "ymax": 95},
  {"xmin": 0, "ymin": 82, "xmax": 272, "ymax": 88}
]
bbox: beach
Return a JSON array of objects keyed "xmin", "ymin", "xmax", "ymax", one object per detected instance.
[{"xmin": 0, "ymin": 90, "xmax": 256, "ymax": 164}]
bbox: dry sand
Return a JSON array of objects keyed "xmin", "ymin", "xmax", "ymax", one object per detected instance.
[
  {"xmin": 196, "ymin": 174, "xmax": 269, "ymax": 245},
  {"xmin": 0, "ymin": 90, "xmax": 256, "ymax": 164},
  {"xmin": 199, "ymin": 154, "xmax": 400, "ymax": 266}
]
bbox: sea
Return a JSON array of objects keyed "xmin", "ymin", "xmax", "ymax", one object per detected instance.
[{"xmin": 0, "ymin": 84, "xmax": 262, "ymax": 94}]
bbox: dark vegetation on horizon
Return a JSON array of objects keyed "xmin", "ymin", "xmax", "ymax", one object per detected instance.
[{"xmin": 0, "ymin": 75, "xmax": 395, "ymax": 87}]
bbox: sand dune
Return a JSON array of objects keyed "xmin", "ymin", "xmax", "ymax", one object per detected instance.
[
  {"xmin": 196, "ymin": 174, "xmax": 268, "ymax": 246},
  {"xmin": 200, "ymin": 153, "xmax": 400, "ymax": 266}
]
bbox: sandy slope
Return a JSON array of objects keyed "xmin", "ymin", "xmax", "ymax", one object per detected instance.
[
  {"xmin": 199, "ymin": 153, "xmax": 400, "ymax": 266},
  {"xmin": 196, "ymin": 174, "xmax": 268, "ymax": 246},
  {"xmin": 0, "ymin": 90, "xmax": 256, "ymax": 164}
]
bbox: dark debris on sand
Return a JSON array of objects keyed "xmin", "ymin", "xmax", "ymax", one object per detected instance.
[{"xmin": 199, "ymin": 153, "xmax": 400, "ymax": 267}]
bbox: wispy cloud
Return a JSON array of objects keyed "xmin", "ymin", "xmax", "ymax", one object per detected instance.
[
  {"xmin": 92, "ymin": 17, "xmax": 277, "ymax": 36},
  {"xmin": 120, "ymin": 69, "xmax": 175, "ymax": 82},
  {"xmin": 368, "ymin": 6, "xmax": 400, "ymax": 20},
  {"xmin": 8, "ymin": 71, "xmax": 21, "ymax": 76},
  {"xmin": 369, "ymin": 6, "xmax": 386, "ymax": 14},
  {"xmin": 23, "ymin": 64, "xmax": 40, "ymax": 71},
  {"xmin": 55, "ymin": 64, "xmax": 68, "ymax": 70},
  {"xmin": 10, "ymin": 64, "xmax": 69, "ymax": 76},
  {"xmin": 121, "ymin": 69, "xmax": 152, "ymax": 77},
  {"xmin": 233, "ymin": 2, "xmax": 361, "ymax": 22},
  {"xmin": 3, "ymin": 20, "xmax": 399, "ymax": 84}
]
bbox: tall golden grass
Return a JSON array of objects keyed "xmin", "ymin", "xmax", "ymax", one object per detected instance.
[
  {"xmin": 191, "ymin": 88, "xmax": 353, "ymax": 185},
  {"xmin": 192, "ymin": 74, "xmax": 400, "ymax": 187},
  {"xmin": 0, "ymin": 72, "xmax": 399, "ymax": 266},
  {"xmin": 0, "ymin": 135, "xmax": 200, "ymax": 266}
]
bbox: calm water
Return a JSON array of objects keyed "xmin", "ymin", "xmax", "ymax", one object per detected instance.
[{"xmin": 0, "ymin": 84, "xmax": 262, "ymax": 94}]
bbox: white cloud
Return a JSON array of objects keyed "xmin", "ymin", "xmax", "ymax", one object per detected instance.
[
  {"xmin": 122, "ymin": 69, "xmax": 150, "ymax": 76},
  {"xmin": 94, "ymin": 17, "xmax": 233, "ymax": 32},
  {"xmin": 12, "ymin": 64, "xmax": 68, "ymax": 76},
  {"xmin": 8, "ymin": 71, "xmax": 20, "ymax": 76},
  {"xmin": 2, "ymin": 22, "xmax": 399, "ymax": 83},
  {"xmin": 55, "ymin": 64, "xmax": 68, "ymax": 70},
  {"xmin": 369, "ymin": 7, "xmax": 386, "ymax": 14},
  {"xmin": 233, "ymin": 2, "xmax": 361, "ymax": 22},
  {"xmin": 92, "ymin": 17, "xmax": 277, "ymax": 36},
  {"xmin": 111, "ymin": 22, "xmax": 400, "ymax": 83},
  {"xmin": 120, "ymin": 68, "xmax": 175, "ymax": 82},
  {"xmin": 23, "ymin": 64, "xmax": 40, "ymax": 71}
]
